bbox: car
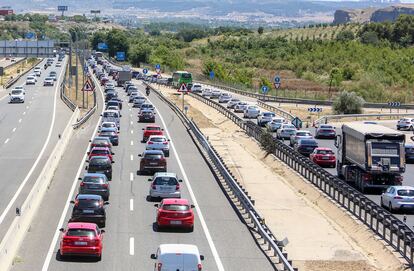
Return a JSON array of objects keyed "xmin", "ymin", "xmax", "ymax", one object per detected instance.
[
  {"xmin": 266, "ymin": 117, "xmax": 285, "ymax": 132},
  {"xmin": 129, "ymin": 92, "xmax": 139, "ymax": 103},
  {"xmin": 102, "ymin": 110, "xmax": 120, "ymax": 129},
  {"xmin": 234, "ymin": 102, "xmax": 248, "ymax": 113},
  {"xmin": 397, "ymin": 118, "xmax": 414, "ymax": 131},
  {"xmin": 227, "ymin": 98, "xmax": 240, "ymax": 109},
  {"xmin": 43, "ymin": 77, "xmax": 54, "ymax": 86},
  {"xmin": 86, "ymin": 156, "xmax": 114, "ymax": 181},
  {"xmin": 276, "ymin": 124, "xmax": 297, "ymax": 140},
  {"xmin": 55, "ymin": 62, "xmax": 62, "ymax": 68},
  {"xmin": 257, "ymin": 112, "xmax": 276, "ymax": 127},
  {"xmin": 105, "ymin": 82, "xmax": 115, "ymax": 89},
  {"xmin": 9, "ymin": 89, "xmax": 25, "ymax": 103},
  {"xmin": 98, "ymin": 130, "xmax": 119, "ymax": 146},
  {"xmin": 154, "ymin": 198, "xmax": 195, "ymax": 231},
  {"xmin": 49, "ymin": 71, "xmax": 57, "ymax": 81},
  {"xmin": 99, "ymin": 122, "xmax": 118, "ymax": 133},
  {"xmin": 34, "ymin": 69, "xmax": 42, "ymax": 77},
  {"xmin": 88, "ymin": 147, "xmax": 114, "ymax": 162},
  {"xmin": 142, "ymin": 125, "xmax": 164, "ymax": 142},
  {"xmin": 100, "ymin": 77, "xmax": 109, "ymax": 86},
  {"xmin": 191, "ymin": 84, "xmax": 202, "ymax": 93},
  {"xmin": 139, "ymin": 103, "xmax": 155, "ymax": 113},
  {"xmin": 124, "ymin": 81, "xmax": 133, "ymax": 90},
  {"xmin": 59, "ymin": 222, "xmax": 104, "ymax": 260},
  {"xmin": 70, "ymin": 194, "xmax": 109, "ymax": 227},
  {"xmin": 290, "ymin": 130, "xmax": 313, "ymax": 147},
  {"xmin": 78, "ymin": 173, "xmax": 110, "ymax": 200},
  {"xmin": 210, "ymin": 89, "xmax": 221, "ymax": 99},
  {"xmin": 139, "ymin": 110, "xmax": 156, "ymax": 123},
  {"xmin": 104, "ymin": 87, "xmax": 115, "ymax": 94},
  {"xmin": 26, "ymin": 75, "xmax": 37, "ymax": 85},
  {"xmin": 14, "ymin": 86, "xmax": 25, "ymax": 91},
  {"xmin": 406, "ymin": 144, "xmax": 414, "ymax": 163},
  {"xmin": 127, "ymin": 86, "xmax": 139, "ymax": 96},
  {"xmin": 218, "ymin": 93, "xmax": 232, "ymax": 103},
  {"xmin": 139, "ymin": 150, "xmax": 167, "ymax": 174},
  {"xmin": 310, "ymin": 147, "xmax": 336, "ymax": 167},
  {"xmin": 381, "ymin": 186, "xmax": 414, "ymax": 212},
  {"xmin": 133, "ymin": 96, "xmax": 147, "ymax": 108},
  {"xmin": 294, "ymin": 138, "xmax": 319, "ymax": 156},
  {"xmin": 146, "ymin": 135, "xmax": 170, "ymax": 157},
  {"xmin": 315, "ymin": 125, "xmax": 336, "ymax": 139},
  {"xmin": 150, "ymin": 244, "xmax": 204, "ymax": 270},
  {"xmin": 105, "ymin": 91, "xmax": 118, "ymax": 102},
  {"xmin": 89, "ymin": 137, "xmax": 112, "ymax": 152},
  {"xmin": 106, "ymin": 100, "xmax": 122, "ymax": 110},
  {"xmin": 243, "ymin": 105, "xmax": 260, "ymax": 119},
  {"xmin": 106, "ymin": 105, "xmax": 120, "ymax": 115},
  {"xmin": 148, "ymin": 172, "xmax": 182, "ymax": 200},
  {"xmin": 201, "ymin": 88, "xmax": 212, "ymax": 98}
]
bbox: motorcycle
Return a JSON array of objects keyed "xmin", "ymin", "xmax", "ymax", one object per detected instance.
[{"xmin": 145, "ymin": 87, "xmax": 150, "ymax": 96}]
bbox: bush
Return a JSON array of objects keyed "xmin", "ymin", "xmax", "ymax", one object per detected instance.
[
  {"xmin": 336, "ymin": 30, "xmax": 355, "ymax": 42},
  {"xmin": 333, "ymin": 91, "xmax": 364, "ymax": 114},
  {"xmin": 259, "ymin": 131, "xmax": 276, "ymax": 153}
]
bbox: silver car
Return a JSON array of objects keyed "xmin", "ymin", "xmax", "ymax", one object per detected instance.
[
  {"xmin": 133, "ymin": 96, "xmax": 147, "ymax": 107},
  {"xmin": 146, "ymin": 135, "xmax": 170, "ymax": 157},
  {"xmin": 218, "ymin": 93, "xmax": 232, "ymax": 103},
  {"xmin": 234, "ymin": 102, "xmax": 248, "ymax": 113},
  {"xmin": 289, "ymin": 130, "xmax": 313, "ymax": 147},
  {"xmin": 210, "ymin": 90, "xmax": 221, "ymax": 99},
  {"xmin": 227, "ymin": 98, "xmax": 240, "ymax": 109},
  {"xmin": 148, "ymin": 172, "xmax": 182, "ymax": 199},
  {"xmin": 381, "ymin": 186, "xmax": 414, "ymax": 212},
  {"xmin": 397, "ymin": 118, "xmax": 414, "ymax": 131},
  {"xmin": 266, "ymin": 117, "xmax": 285, "ymax": 132},
  {"xmin": 276, "ymin": 124, "xmax": 297, "ymax": 140}
]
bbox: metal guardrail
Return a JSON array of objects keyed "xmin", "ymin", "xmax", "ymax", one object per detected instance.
[
  {"xmin": 178, "ymin": 88, "xmax": 414, "ymax": 268},
  {"xmin": 4, "ymin": 58, "xmax": 42, "ymax": 89},
  {"xmin": 257, "ymin": 100, "xmax": 296, "ymax": 121},
  {"xmin": 144, "ymin": 82, "xmax": 296, "ymax": 271},
  {"xmin": 72, "ymin": 103, "xmax": 97, "ymax": 129},
  {"xmin": 60, "ymin": 82, "xmax": 77, "ymax": 111},
  {"xmin": 315, "ymin": 113, "xmax": 414, "ymax": 125}
]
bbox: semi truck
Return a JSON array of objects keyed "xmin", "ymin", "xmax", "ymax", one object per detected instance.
[
  {"xmin": 335, "ymin": 123, "xmax": 405, "ymax": 193},
  {"xmin": 116, "ymin": 67, "xmax": 132, "ymax": 87}
]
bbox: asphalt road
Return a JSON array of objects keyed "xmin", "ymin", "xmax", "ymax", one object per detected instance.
[
  {"xmin": 11, "ymin": 70, "xmax": 275, "ymax": 271},
  {"xmin": 0, "ymin": 57, "xmax": 24, "ymax": 68},
  {"xmin": 0, "ymin": 57, "xmax": 73, "ymax": 239}
]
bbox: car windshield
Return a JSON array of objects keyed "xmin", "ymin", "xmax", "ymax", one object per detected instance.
[
  {"xmin": 144, "ymin": 154, "xmax": 162, "ymax": 159},
  {"xmin": 297, "ymin": 132, "xmax": 311, "ymax": 136},
  {"xmin": 162, "ymin": 204, "xmax": 189, "ymax": 211},
  {"xmin": 67, "ymin": 229, "xmax": 96, "ymax": 237},
  {"xmin": 93, "ymin": 139, "xmax": 109, "ymax": 145},
  {"xmin": 154, "ymin": 177, "xmax": 178, "ymax": 185},
  {"xmin": 103, "ymin": 112, "xmax": 118, "ymax": 118},
  {"xmin": 300, "ymin": 140, "xmax": 317, "ymax": 145},
  {"xmin": 102, "ymin": 123, "xmax": 115, "ymax": 128},
  {"xmin": 317, "ymin": 150, "xmax": 334, "ymax": 155},
  {"xmin": 100, "ymin": 132, "xmax": 115, "ymax": 136},
  {"xmin": 263, "ymin": 113, "xmax": 275, "ymax": 117},
  {"xmin": 272, "ymin": 119, "xmax": 283, "ymax": 123},
  {"xmin": 150, "ymin": 137, "xmax": 165, "ymax": 142},
  {"xmin": 90, "ymin": 158, "xmax": 110, "ymax": 165},
  {"xmin": 78, "ymin": 199, "xmax": 100, "ymax": 208},
  {"xmin": 146, "ymin": 127, "xmax": 160, "ymax": 131},
  {"xmin": 320, "ymin": 125, "xmax": 333, "ymax": 129},
  {"xmin": 397, "ymin": 189, "xmax": 414, "ymax": 196},
  {"xmin": 45, "ymin": 77, "xmax": 53, "ymax": 81},
  {"xmin": 83, "ymin": 176, "xmax": 105, "ymax": 183},
  {"xmin": 11, "ymin": 90, "xmax": 22, "ymax": 95},
  {"xmin": 92, "ymin": 149, "xmax": 109, "ymax": 154}
]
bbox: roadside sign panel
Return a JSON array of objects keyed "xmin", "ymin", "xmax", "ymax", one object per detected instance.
[
  {"xmin": 97, "ymin": 42, "xmax": 108, "ymax": 50},
  {"xmin": 82, "ymin": 78, "xmax": 95, "ymax": 92},
  {"xmin": 143, "ymin": 68, "xmax": 149, "ymax": 74},
  {"xmin": 209, "ymin": 70, "xmax": 215, "ymax": 79},
  {"xmin": 308, "ymin": 107, "xmax": 322, "ymax": 113},
  {"xmin": 291, "ymin": 117, "xmax": 302, "ymax": 129},
  {"xmin": 155, "ymin": 64, "xmax": 161, "ymax": 69},
  {"xmin": 274, "ymin": 82, "xmax": 281, "ymax": 89},
  {"xmin": 274, "ymin": 75, "xmax": 281, "ymax": 83},
  {"xmin": 261, "ymin": 85, "xmax": 269, "ymax": 94},
  {"xmin": 178, "ymin": 83, "xmax": 189, "ymax": 93},
  {"xmin": 388, "ymin": 102, "xmax": 401, "ymax": 107},
  {"xmin": 116, "ymin": 51, "xmax": 125, "ymax": 61}
]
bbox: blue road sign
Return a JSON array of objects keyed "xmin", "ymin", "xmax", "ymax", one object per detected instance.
[
  {"xmin": 25, "ymin": 32, "xmax": 35, "ymax": 39},
  {"xmin": 291, "ymin": 117, "xmax": 303, "ymax": 129},
  {"xmin": 84, "ymin": 64, "xmax": 88, "ymax": 72},
  {"xmin": 308, "ymin": 107, "xmax": 322, "ymax": 113},
  {"xmin": 97, "ymin": 42, "xmax": 108, "ymax": 50},
  {"xmin": 274, "ymin": 75, "xmax": 281, "ymax": 84},
  {"xmin": 388, "ymin": 102, "xmax": 401, "ymax": 107},
  {"xmin": 58, "ymin": 5, "xmax": 68, "ymax": 11},
  {"xmin": 116, "ymin": 51, "xmax": 126, "ymax": 61},
  {"xmin": 143, "ymin": 68, "xmax": 149, "ymax": 74},
  {"xmin": 209, "ymin": 71, "xmax": 215, "ymax": 79},
  {"xmin": 261, "ymin": 85, "xmax": 269, "ymax": 94},
  {"xmin": 155, "ymin": 64, "xmax": 161, "ymax": 69}
]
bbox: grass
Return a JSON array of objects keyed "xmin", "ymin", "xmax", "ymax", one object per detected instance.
[{"xmin": 1, "ymin": 58, "xmax": 40, "ymax": 86}]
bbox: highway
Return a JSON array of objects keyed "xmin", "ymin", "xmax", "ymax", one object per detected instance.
[
  {"xmin": 0, "ymin": 57, "xmax": 74, "ymax": 240},
  {"xmin": 0, "ymin": 57, "xmax": 24, "ymax": 68},
  {"xmin": 11, "ymin": 68, "xmax": 276, "ymax": 271}
]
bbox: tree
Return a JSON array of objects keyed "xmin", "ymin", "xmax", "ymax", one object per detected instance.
[
  {"xmin": 258, "ymin": 26, "xmax": 264, "ymax": 35},
  {"xmin": 106, "ymin": 29, "xmax": 129, "ymax": 57},
  {"xmin": 128, "ymin": 43, "xmax": 151, "ymax": 66},
  {"xmin": 333, "ymin": 91, "xmax": 364, "ymax": 114},
  {"xmin": 91, "ymin": 31, "xmax": 107, "ymax": 50},
  {"xmin": 360, "ymin": 31, "xmax": 379, "ymax": 45},
  {"xmin": 392, "ymin": 14, "xmax": 414, "ymax": 46},
  {"xmin": 336, "ymin": 30, "xmax": 355, "ymax": 42}
]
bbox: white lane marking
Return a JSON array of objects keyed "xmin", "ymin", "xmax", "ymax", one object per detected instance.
[
  {"xmin": 26, "ymin": 106, "xmax": 29, "ymax": 109},
  {"xmin": 29, "ymin": 101, "xmax": 32, "ymax": 104},
  {"xmin": 12, "ymin": 128, "xmax": 16, "ymax": 132},
  {"xmin": 130, "ymin": 154, "xmax": 133, "ymax": 161},
  {"xmin": 41, "ymin": 63, "xmax": 104, "ymax": 271},
  {"xmin": 131, "ymin": 130, "xmax": 133, "ymax": 134},
  {"xmin": 150, "ymin": 94, "xmax": 225, "ymax": 271},
  {"xmin": 130, "ymin": 140, "xmax": 134, "ymax": 146},
  {"xmin": 130, "ymin": 199, "xmax": 134, "ymax": 211},
  {"xmin": 4, "ymin": 138, "xmax": 9, "ymax": 144},
  {"xmin": 129, "ymin": 108, "xmax": 131, "ymax": 111},
  {"xmin": 0, "ymin": 59, "xmax": 63, "ymax": 224},
  {"xmin": 130, "ymin": 121, "xmax": 133, "ymax": 125},
  {"xmin": 130, "ymin": 172, "xmax": 133, "ymax": 182},
  {"xmin": 23, "ymin": 111, "xmax": 26, "ymax": 115},
  {"xmin": 129, "ymin": 237, "xmax": 134, "ymax": 255}
]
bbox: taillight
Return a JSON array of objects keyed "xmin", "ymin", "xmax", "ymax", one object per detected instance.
[
  {"xmin": 151, "ymin": 184, "xmax": 156, "ymax": 189},
  {"xmin": 102, "ymin": 183, "xmax": 109, "ymax": 188},
  {"xmin": 74, "ymin": 200, "xmax": 79, "ymax": 206},
  {"xmin": 395, "ymin": 175, "xmax": 403, "ymax": 183},
  {"xmin": 157, "ymin": 263, "xmax": 162, "ymax": 271},
  {"xmin": 80, "ymin": 182, "xmax": 84, "ymax": 187},
  {"xmin": 148, "ymin": 141, "xmax": 154, "ymax": 145},
  {"xmin": 62, "ymin": 238, "xmax": 71, "ymax": 245},
  {"xmin": 198, "ymin": 263, "xmax": 202, "ymax": 271},
  {"xmin": 394, "ymin": 196, "xmax": 403, "ymax": 200},
  {"xmin": 163, "ymin": 141, "xmax": 168, "ymax": 145},
  {"xmin": 90, "ymin": 238, "xmax": 100, "ymax": 246},
  {"xmin": 362, "ymin": 173, "xmax": 371, "ymax": 182},
  {"xmin": 176, "ymin": 184, "xmax": 180, "ymax": 190}
]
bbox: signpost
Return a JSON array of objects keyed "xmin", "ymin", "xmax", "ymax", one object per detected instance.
[
  {"xmin": 57, "ymin": 5, "xmax": 68, "ymax": 17},
  {"xmin": 274, "ymin": 75, "xmax": 281, "ymax": 89},
  {"xmin": 388, "ymin": 101, "xmax": 401, "ymax": 113},
  {"xmin": 261, "ymin": 85, "xmax": 269, "ymax": 94},
  {"xmin": 178, "ymin": 83, "xmax": 190, "ymax": 111},
  {"xmin": 209, "ymin": 70, "xmax": 215, "ymax": 80},
  {"xmin": 82, "ymin": 77, "xmax": 95, "ymax": 92},
  {"xmin": 116, "ymin": 51, "xmax": 126, "ymax": 61},
  {"xmin": 97, "ymin": 43, "xmax": 108, "ymax": 51},
  {"xmin": 143, "ymin": 68, "xmax": 149, "ymax": 75},
  {"xmin": 25, "ymin": 32, "xmax": 35, "ymax": 39},
  {"xmin": 291, "ymin": 117, "xmax": 302, "ymax": 129}
]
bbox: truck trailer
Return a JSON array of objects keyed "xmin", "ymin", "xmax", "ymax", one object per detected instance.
[{"xmin": 335, "ymin": 123, "xmax": 405, "ymax": 193}]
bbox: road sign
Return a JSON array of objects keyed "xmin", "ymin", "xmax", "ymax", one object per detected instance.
[
  {"xmin": 274, "ymin": 82, "xmax": 281, "ymax": 89},
  {"xmin": 388, "ymin": 102, "xmax": 401, "ymax": 107},
  {"xmin": 291, "ymin": 117, "xmax": 302, "ymax": 129},
  {"xmin": 82, "ymin": 79, "xmax": 95, "ymax": 92},
  {"xmin": 155, "ymin": 64, "xmax": 161, "ymax": 69},
  {"xmin": 58, "ymin": 5, "xmax": 68, "ymax": 11},
  {"xmin": 116, "ymin": 51, "xmax": 125, "ymax": 61},
  {"xmin": 308, "ymin": 107, "xmax": 323, "ymax": 113},
  {"xmin": 97, "ymin": 43, "xmax": 108, "ymax": 50},
  {"xmin": 25, "ymin": 32, "xmax": 35, "ymax": 39},
  {"xmin": 83, "ymin": 64, "xmax": 88, "ymax": 72},
  {"xmin": 261, "ymin": 85, "xmax": 269, "ymax": 94},
  {"xmin": 178, "ymin": 83, "xmax": 189, "ymax": 93},
  {"xmin": 143, "ymin": 68, "xmax": 148, "ymax": 74},
  {"xmin": 274, "ymin": 75, "xmax": 281, "ymax": 84},
  {"xmin": 209, "ymin": 71, "xmax": 215, "ymax": 80}
]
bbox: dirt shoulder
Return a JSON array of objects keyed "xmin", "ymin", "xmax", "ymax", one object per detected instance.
[{"xmin": 157, "ymin": 85, "xmax": 406, "ymax": 271}]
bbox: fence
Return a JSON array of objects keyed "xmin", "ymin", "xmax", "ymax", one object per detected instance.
[
  {"xmin": 315, "ymin": 113, "xmax": 414, "ymax": 125},
  {"xmin": 183, "ymin": 89, "xmax": 414, "ymax": 268}
]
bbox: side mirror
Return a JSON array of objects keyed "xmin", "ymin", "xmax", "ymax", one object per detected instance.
[
  {"xmin": 161, "ymin": 129, "xmax": 164, "ymax": 131},
  {"xmin": 78, "ymin": 177, "xmax": 82, "ymax": 181},
  {"xmin": 154, "ymin": 204, "xmax": 159, "ymax": 207},
  {"xmin": 70, "ymin": 200, "xmax": 75, "ymax": 204},
  {"xmin": 150, "ymin": 254, "xmax": 157, "ymax": 260},
  {"xmin": 142, "ymin": 128, "xmax": 144, "ymax": 130},
  {"xmin": 85, "ymin": 160, "xmax": 89, "ymax": 163},
  {"xmin": 100, "ymin": 114, "xmax": 102, "ymax": 116},
  {"xmin": 111, "ymin": 152, "xmax": 115, "ymax": 155},
  {"xmin": 167, "ymin": 139, "xmax": 170, "ymax": 141},
  {"xmin": 178, "ymin": 179, "xmax": 183, "ymax": 182},
  {"xmin": 111, "ymin": 161, "xmax": 115, "ymax": 164},
  {"xmin": 89, "ymin": 140, "xmax": 92, "ymax": 142},
  {"xmin": 138, "ymin": 154, "xmax": 142, "ymax": 157},
  {"xmin": 191, "ymin": 204, "xmax": 195, "ymax": 208},
  {"xmin": 101, "ymin": 229, "xmax": 105, "ymax": 233},
  {"xmin": 87, "ymin": 152, "xmax": 90, "ymax": 155},
  {"xmin": 85, "ymin": 166, "xmax": 88, "ymax": 170},
  {"xmin": 59, "ymin": 228, "xmax": 64, "ymax": 232},
  {"xmin": 200, "ymin": 255, "xmax": 205, "ymax": 261},
  {"xmin": 8, "ymin": 93, "xmax": 10, "ymax": 95},
  {"xmin": 104, "ymin": 202, "xmax": 110, "ymax": 205},
  {"xmin": 148, "ymin": 178, "xmax": 152, "ymax": 182}
]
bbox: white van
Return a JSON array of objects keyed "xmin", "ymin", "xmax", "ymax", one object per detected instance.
[{"xmin": 151, "ymin": 244, "xmax": 205, "ymax": 271}]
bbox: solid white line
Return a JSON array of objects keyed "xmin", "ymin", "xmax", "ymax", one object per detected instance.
[
  {"xmin": 149, "ymin": 92, "xmax": 225, "ymax": 271},
  {"xmin": 4, "ymin": 138, "xmax": 9, "ymax": 144},
  {"xmin": 23, "ymin": 111, "xmax": 26, "ymax": 115},
  {"xmin": 12, "ymin": 128, "xmax": 16, "ymax": 132},
  {"xmin": 130, "ymin": 199, "xmax": 134, "ymax": 211},
  {"xmin": 131, "ymin": 130, "xmax": 133, "ymax": 134},
  {"xmin": 130, "ymin": 121, "xmax": 133, "ymax": 125},
  {"xmin": 129, "ymin": 108, "xmax": 132, "ymax": 111},
  {"xmin": 130, "ymin": 154, "xmax": 133, "ymax": 161},
  {"xmin": 130, "ymin": 140, "xmax": 134, "ymax": 146},
  {"xmin": 0, "ymin": 60, "xmax": 64, "ymax": 225},
  {"xmin": 41, "ymin": 63, "xmax": 104, "ymax": 271},
  {"xmin": 129, "ymin": 237, "xmax": 134, "ymax": 255},
  {"xmin": 130, "ymin": 172, "xmax": 133, "ymax": 182},
  {"xmin": 26, "ymin": 106, "xmax": 29, "ymax": 109}
]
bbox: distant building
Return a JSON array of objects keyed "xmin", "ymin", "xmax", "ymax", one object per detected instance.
[{"xmin": 0, "ymin": 8, "xmax": 13, "ymax": 16}]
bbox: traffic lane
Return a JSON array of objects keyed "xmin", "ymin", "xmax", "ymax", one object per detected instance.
[
  {"xmin": 0, "ymin": 57, "xmax": 24, "ymax": 68},
  {"xmin": 10, "ymin": 88, "xmax": 104, "ymax": 271}
]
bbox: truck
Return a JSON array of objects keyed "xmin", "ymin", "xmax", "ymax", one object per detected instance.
[
  {"xmin": 335, "ymin": 123, "xmax": 405, "ymax": 193},
  {"xmin": 116, "ymin": 69, "xmax": 132, "ymax": 87}
]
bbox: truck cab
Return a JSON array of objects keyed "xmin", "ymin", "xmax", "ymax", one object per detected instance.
[{"xmin": 151, "ymin": 244, "xmax": 204, "ymax": 271}]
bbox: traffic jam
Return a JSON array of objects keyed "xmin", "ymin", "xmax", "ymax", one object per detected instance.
[{"xmin": 56, "ymin": 55, "xmax": 205, "ymax": 270}]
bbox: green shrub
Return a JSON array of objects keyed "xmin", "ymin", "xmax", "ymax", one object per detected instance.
[{"xmin": 333, "ymin": 91, "xmax": 364, "ymax": 114}]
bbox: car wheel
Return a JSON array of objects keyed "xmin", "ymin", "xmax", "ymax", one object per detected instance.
[
  {"xmin": 380, "ymin": 197, "xmax": 385, "ymax": 208},
  {"xmin": 411, "ymin": 126, "xmax": 414, "ymax": 131},
  {"xmin": 188, "ymin": 225, "xmax": 194, "ymax": 232},
  {"xmin": 97, "ymin": 254, "xmax": 102, "ymax": 261},
  {"xmin": 389, "ymin": 202, "xmax": 394, "ymax": 212}
]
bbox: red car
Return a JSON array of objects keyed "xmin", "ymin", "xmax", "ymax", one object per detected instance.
[
  {"xmin": 310, "ymin": 147, "xmax": 336, "ymax": 168},
  {"xmin": 89, "ymin": 137, "xmax": 112, "ymax": 152},
  {"xmin": 100, "ymin": 77, "xmax": 109, "ymax": 86},
  {"xmin": 142, "ymin": 124, "xmax": 163, "ymax": 142},
  {"xmin": 59, "ymin": 222, "xmax": 104, "ymax": 260},
  {"xmin": 155, "ymin": 198, "xmax": 195, "ymax": 232},
  {"xmin": 87, "ymin": 147, "xmax": 114, "ymax": 162}
]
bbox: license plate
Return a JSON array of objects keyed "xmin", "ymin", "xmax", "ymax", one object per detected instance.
[
  {"xmin": 82, "ymin": 209, "xmax": 94, "ymax": 214},
  {"xmin": 75, "ymin": 241, "xmax": 87, "ymax": 246},
  {"xmin": 322, "ymin": 157, "xmax": 330, "ymax": 160},
  {"xmin": 160, "ymin": 186, "xmax": 170, "ymax": 191},
  {"xmin": 170, "ymin": 221, "xmax": 182, "ymax": 225},
  {"xmin": 150, "ymin": 162, "xmax": 157, "ymax": 165}
]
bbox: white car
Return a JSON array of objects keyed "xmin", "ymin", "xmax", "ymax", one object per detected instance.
[
  {"xmin": 133, "ymin": 96, "xmax": 147, "ymax": 108},
  {"xmin": 55, "ymin": 62, "xmax": 62, "ymax": 68},
  {"xmin": 105, "ymin": 82, "xmax": 115, "ymax": 89},
  {"xmin": 397, "ymin": 118, "xmax": 414, "ymax": 131},
  {"xmin": 210, "ymin": 89, "xmax": 221, "ymax": 99},
  {"xmin": 146, "ymin": 135, "xmax": 170, "ymax": 157},
  {"xmin": 9, "ymin": 89, "xmax": 25, "ymax": 103},
  {"xmin": 381, "ymin": 186, "xmax": 414, "ymax": 212},
  {"xmin": 243, "ymin": 105, "xmax": 260, "ymax": 118},
  {"xmin": 26, "ymin": 75, "xmax": 37, "ymax": 85},
  {"xmin": 191, "ymin": 84, "xmax": 202, "ymax": 93},
  {"xmin": 151, "ymin": 244, "xmax": 204, "ymax": 271},
  {"xmin": 201, "ymin": 88, "xmax": 212, "ymax": 97},
  {"xmin": 34, "ymin": 68, "xmax": 42, "ymax": 77},
  {"xmin": 257, "ymin": 112, "xmax": 276, "ymax": 127},
  {"xmin": 276, "ymin": 124, "xmax": 297, "ymax": 140},
  {"xmin": 218, "ymin": 93, "xmax": 232, "ymax": 103},
  {"xmin": 266, "ymin": 117, "xmax": 286, "ymax": 132},
  {"xmin": 99, "ymin": 121, "xmax": 118, "ymax": 132},
  {"xmin": 227, "ymin": 98, "xmax": 240, "ymax": 109},
  {"xmin": 43, "ymin": 77, "xmax": 54, "ymax": 86},
  {"xmin": 139, "ymin": 103, "xmax": 155, "ymax": 113},
  {"xmin": 148, "ymin": 172, "xmax": 182, "ymax": 199},
  {"xmin": 234, "ymin": 102, "xmax": 248, "ymax": 113}
]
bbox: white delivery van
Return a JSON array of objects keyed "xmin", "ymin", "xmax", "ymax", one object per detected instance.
[{"xmin": 151, "ymin": 244, "xmax": 205, "ymax": 271}]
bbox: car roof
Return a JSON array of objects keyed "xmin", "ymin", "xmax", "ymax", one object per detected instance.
[
  {"xmin": 146, "ymin": 124, "xmax": 160, "ymax": 128},
  {"xmin": 392, "ymin": 186, "xmax": 414, "ymax": 190},
  {"xmin": 76, "ymin": 194, "xmax": 102, "ymax": 200},
  {"xmin": 154, "ymin": 172, "xmax": 176, "ymax": 178},
  {"xmin": 159, "ymin": 244, "xmax": 199, "ymax": 255},
  {"xmin": 67, "ymin": 222, "xmax": 97, "ymax": 230},
  {"xmin": 91, "ymin": 146, "xmax": 110, "ymax": 151},
  {"xmin": 162, "ymin": 198, "xmax": 189, "ymax": 205},
  {"xmin": 144, "ymin": 150, "xmax": 164, "ymax": 155},
  {"xmin": 315, "ymin": 147, "xmax": 332, "ymax": 151},
  {"xmin": 83, "ymin": 173, "xmax": 107, "ymax": 178}
]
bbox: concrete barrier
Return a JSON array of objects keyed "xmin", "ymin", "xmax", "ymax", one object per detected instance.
[{"xmin": 0, "ymin": 108, "xmax": 80, "ymax": 271}]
